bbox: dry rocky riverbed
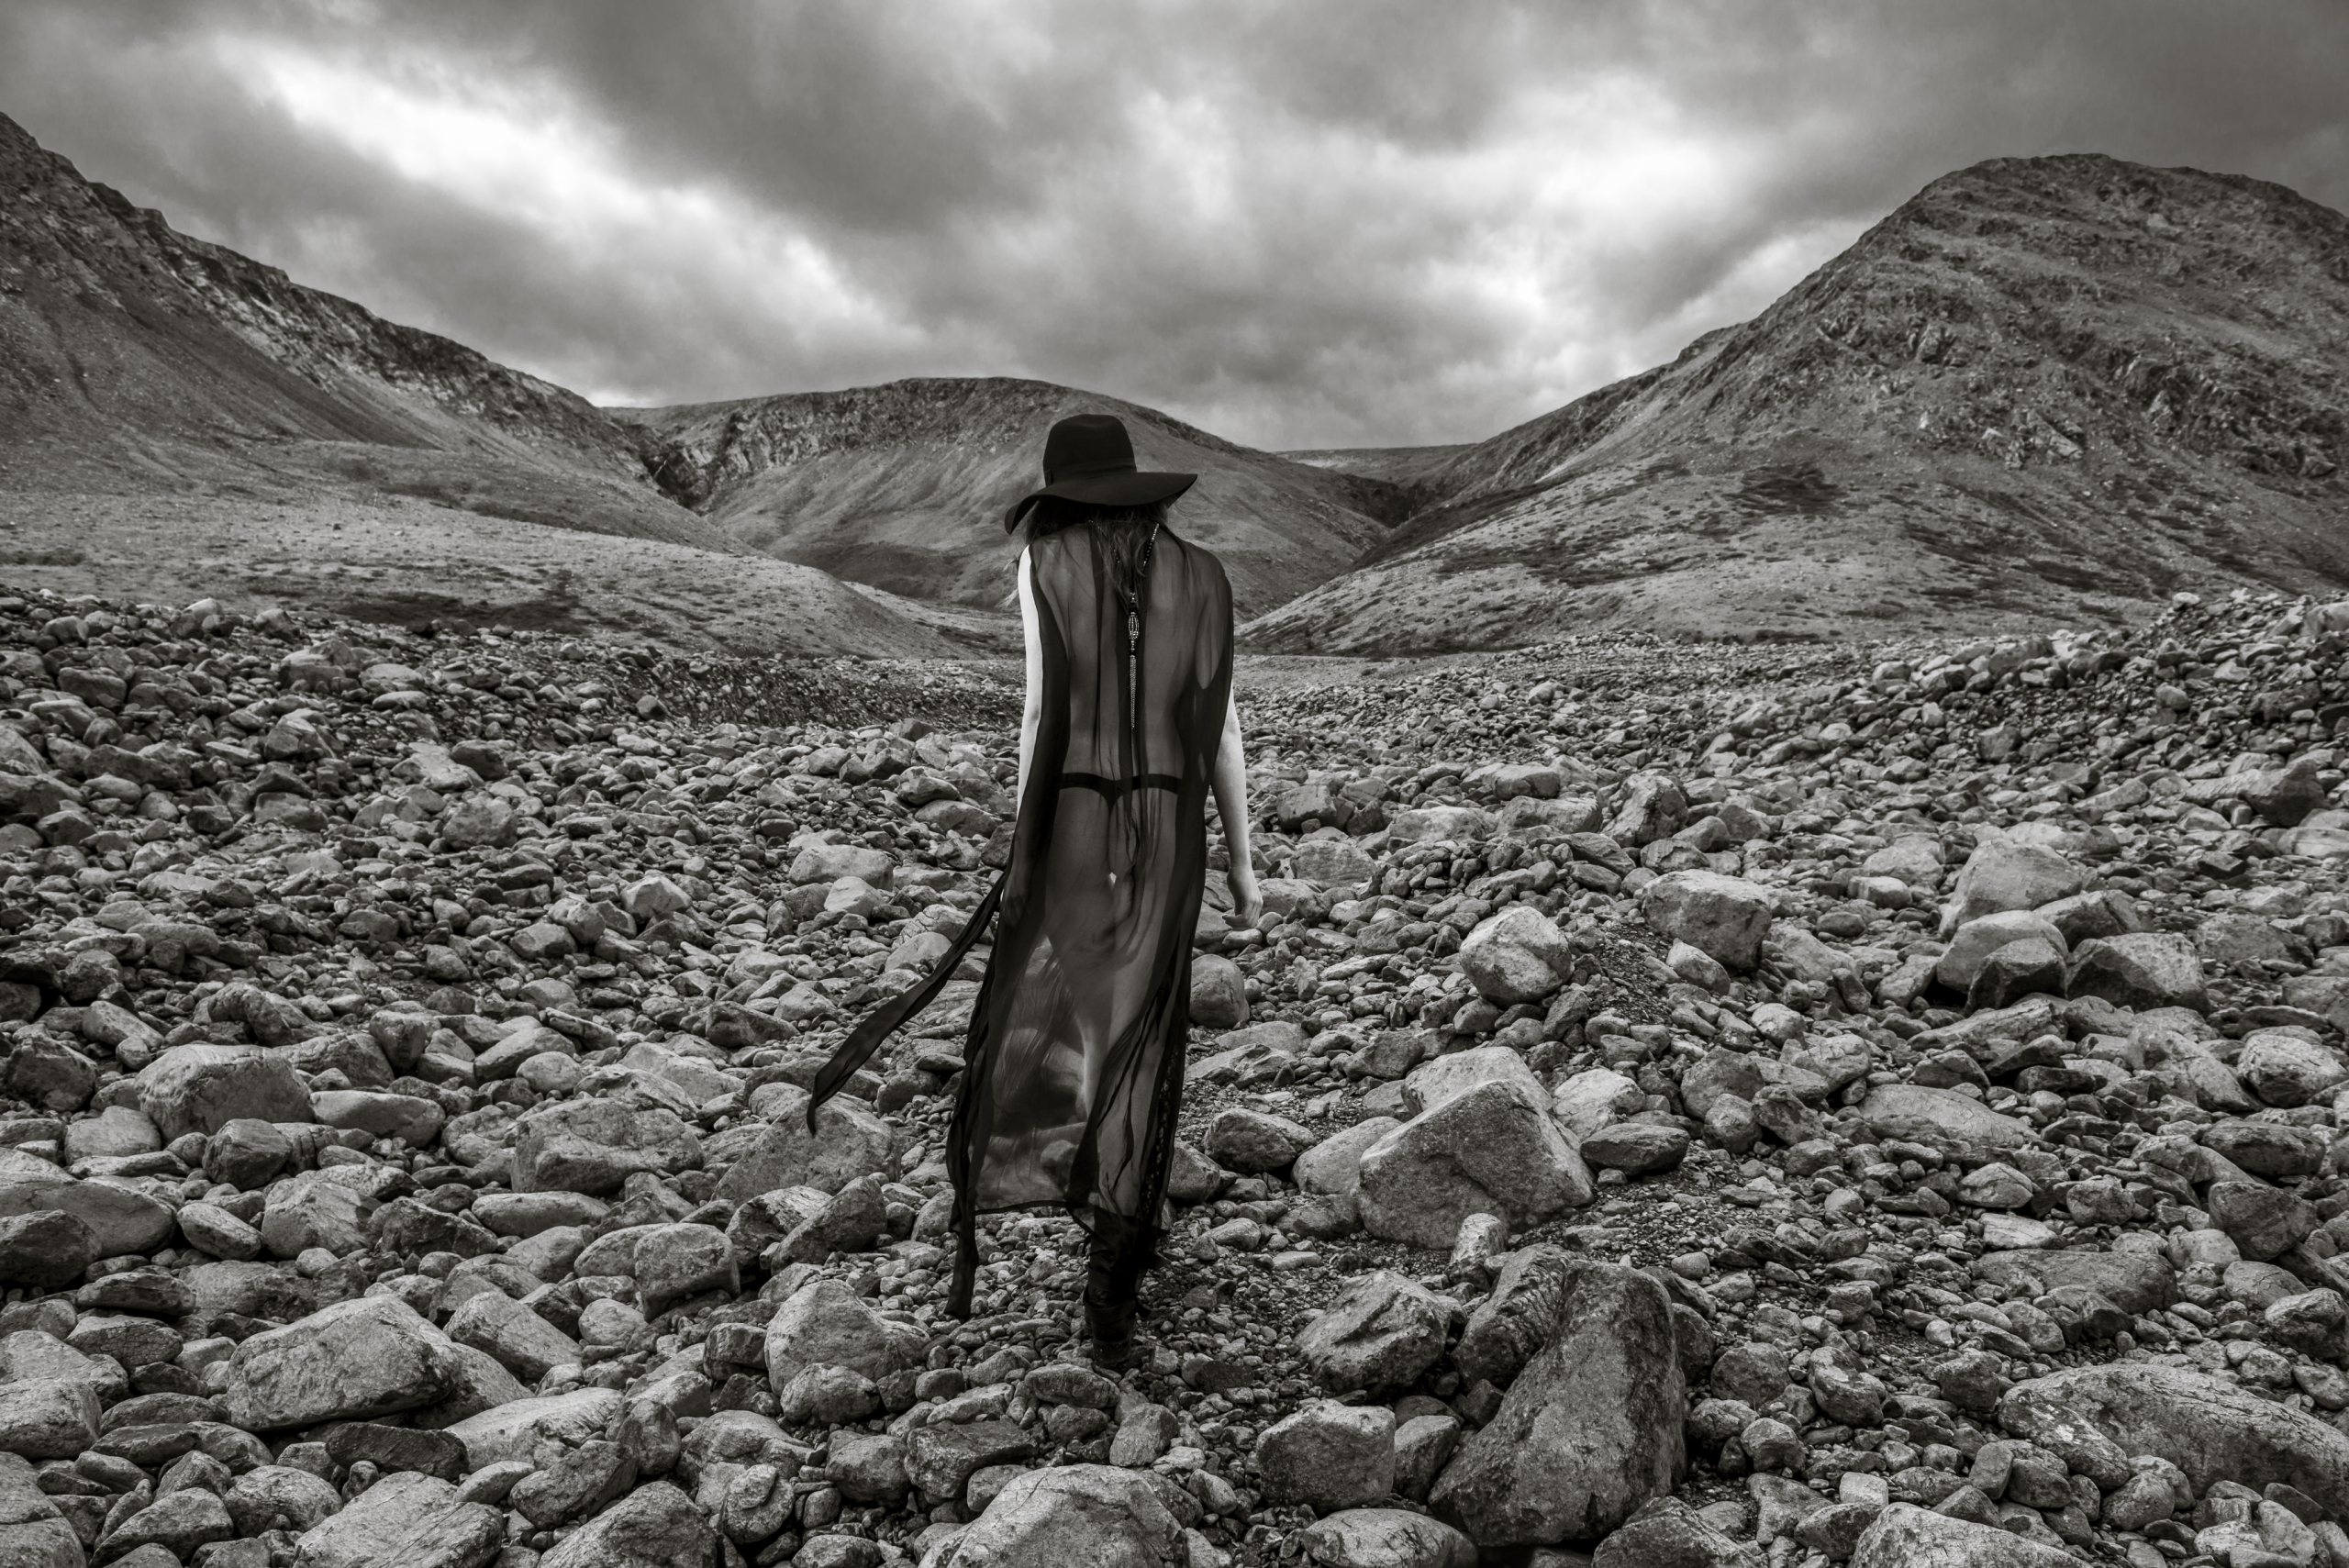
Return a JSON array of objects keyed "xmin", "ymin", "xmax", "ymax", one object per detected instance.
[{"xmin": 5, "ymin": 583, "xmax": 2349, "ymax": 1568}]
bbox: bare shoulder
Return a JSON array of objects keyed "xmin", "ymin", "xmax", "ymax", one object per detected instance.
[{"xmin": 1171, "ymin": 530, "xmax": 1230, "ymax": 588}]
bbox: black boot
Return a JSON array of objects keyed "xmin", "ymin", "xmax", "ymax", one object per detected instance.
[{"xmin": 1085, "ymin": 1220, "xmax": 1151, "ymax": 1372}]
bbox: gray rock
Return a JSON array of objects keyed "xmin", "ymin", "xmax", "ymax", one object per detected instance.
[
  {"xmin": 1551, "ymin": 1067, "xmax": 1644, "ymax": 1140},
  {"xmin": 1639, "ymin": 871, "xmax": 1775, "ymax": 971},
  {"xmin": 1296, "ymin": 1118, "xmax": 1402, "ymax": 1199},
  {"xmin": 443, "ymin": 1286, "xmax": 580, "ymax": 1382},
  {"xmin": 1594, "ymin": 1496, "xmax": 1762, "ymax": 1568},
  {"xmin": 2067, "ymin": 931, "xmax": 2209, "ymax": 1013},
  {"xmin": 539, "ymin": 1479, "xmax": 716, "ymax": 1567},
  {"xmin": 1298, "ymin": 1271, "xmax": 1452, "ymax": 1394},
  {"xmin": 136, "ymin": 1043, "xmax": 310, "ymax": 1139},
  {"xmin": 827, "ymin": 1430, "xmax": 908, "ymax": 1503},
  {"xmin": 1394, "ymin": 1414, "xmax": 1464, "ymax": 1504},
  {"xmin": 764, "ymin": 1277, "xmax": 921, "ymax": 1387},
  {"xmin": 2235, "ymin": 1029, "xmax": 2348, "ymax": 1107},
  {"xmin": 775, "ymin": 1363, "xmax": 879, "ymax": 1425},
  {"xmin": 1943, "ymin": 841, "xmax": 2089, "ymax": 931},
  {"xmin": 1255, "ymin": 1402, "xmax": 1397, "ymax": 1512},
  {"xmin": 442, "ymin": 1387, "xmax": 624, "ymax": 1470},
  {"xmin": 1579, "ymin": 1122, "xmax": 1689, "ymax": 1175},
  {"xmin": 716, "ymin": 1083, "xmax": 892, "ymax": 1203},
  {"xmin": 2208, "ymin": 1181, "xmax": 2319, "ymax": 1262},
  {"xmin": 1357, "ymin": 1080, "xmax": 1593, "ymax": 1250},
  {"xmin": 96, "ymin": 1487, "xmax": 236, "ymax": 1562},
  {"xmin": 1454, "ymin": 1246, "xmax": 1574, "ymax": 1389},
  {"xmin": 1859, "ymin": 1084, "xmax": 2034, "ymax": 1156},
  {"xmin": 1936, "ymin": 911, "xmax": 2067, "ymax": 990},
  {"xmin": 1206, "ymin": 1107, "xmax": 1318, "ymax": 1173},
  {"xmin": 286, "ymin": 1470, "xmax": 504, "ymax": 1568},
  {"xmin": 510, "ymin": 1098, "xmax": 702, "ymax": 1195},
  {"xmin": 1301, "ymin": 1507, "xmax": 1479, "ymax": 1568},
  {"xmin": 2002, "ymin": 1362, "xmax": 2349, "ymax": 1518},
  {"xmin": 257, "ymin": 1169, "xmax": 370, "ymax": 1258},
  {"xmin": 223, "ymin": 1463, "xmax": 344, "ymax": 1535},
  {"xmin": 905, "ymin": 1419, "xmax": 1036, "ymax": 1504},
  {"xmin": 1402, "ymin": 1044, "xmax": 1548, "ymax": 1117},
  {"xmin": 1431, "ymin": 1261, "xmax": 1685, "ymax": 1546},
  {"xmin": 1457, "ymin": 905, "xmax": 1574, "ymax": 1003},
  {"xmin": 221, "ymin": 1296, "xmax": 462, "ymax": 1431},
  {"xmin": 0, "ymin": 1378, "xmax": 99, "ymax": 1460},
  {"xmin": 930, "ymin": 1464, "xmax": 1186, "ymax": 1566},
  {"xmin": 1190, "ymin": 952, "xmax": 1249, "ymax": 1029},
  {"xmin": 206, "ymin": 1118, "xmax": 293, "ymax": 1188},
  {"xmin": 0, "ymin": 1210, "xmax": 96, "ymax": 1288},
  {"xmin": 1849, "ymin": 1503, "xmax": 2076, "ymax": 1568}
]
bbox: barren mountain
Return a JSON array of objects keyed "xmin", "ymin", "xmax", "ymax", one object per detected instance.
[
  {"xmin": 0, "ymin": 113, "xmax": 990, "ymax": 657},
  {"xmin": 1248, "ymin": 154, "xmax": 2349, "ymax": 654},
  {"xmin": 620, "ymin": 379, "xmax": 1404, "ymax": 617}
]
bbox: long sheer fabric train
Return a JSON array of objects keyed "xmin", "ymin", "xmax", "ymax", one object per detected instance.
[{"xmin": 806, "ymin": 524, "xmax": 1233, "ymax": 1320}]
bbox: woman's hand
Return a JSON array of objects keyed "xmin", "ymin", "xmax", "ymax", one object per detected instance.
[{"xmin": 1226, "ymin": 861, "xmax": 1264, "ymax": 930}]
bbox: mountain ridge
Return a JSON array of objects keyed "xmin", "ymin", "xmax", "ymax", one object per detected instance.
[
  {"xmin": 1246, "ymin": 152, "xmax": 2349, "ymax": 653},
  {"xmin": 618, "ymin": 377, "xmax": 1405, "ymax": 617}
]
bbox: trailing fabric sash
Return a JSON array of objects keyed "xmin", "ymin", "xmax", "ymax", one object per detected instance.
[{"xmin": 804, "ymin": 870, "xmax": 1003, "ymax": 1133}]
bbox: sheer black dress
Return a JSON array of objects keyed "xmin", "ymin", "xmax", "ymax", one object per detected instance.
[{"xmin": 808, "ymin": 523, "xmax": 1234, "ymax": 1329}]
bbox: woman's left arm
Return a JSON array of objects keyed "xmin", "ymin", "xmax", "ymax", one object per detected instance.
[{"xmin": 1014, "ymin": 548, "xmax": 1043, "ymax": 810}]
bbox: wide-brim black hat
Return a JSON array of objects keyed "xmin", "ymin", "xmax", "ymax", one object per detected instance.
[{"xmin": 1004, "ymin": 413, "xmax": 1196, "ymax": 532}]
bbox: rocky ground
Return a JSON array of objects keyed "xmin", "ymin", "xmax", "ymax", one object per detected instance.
[{"xmin": 5, "ymin": 581, "xmax": 2349, "ymax": 1568}]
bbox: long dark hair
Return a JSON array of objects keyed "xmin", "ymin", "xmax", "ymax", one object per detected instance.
[{"xmin": 1024, "ymin": 497, "xmax": 1168, "ymax": 595}]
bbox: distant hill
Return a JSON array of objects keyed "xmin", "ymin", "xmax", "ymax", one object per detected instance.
[
  {"xmin": 618, "ymin": 379, "xmax": 1403, "ymax": 617},
  {"xmin": 1246, "ymin": 154, "xmax": 2349, "ymax": 654},
  {"xmin": 0, "ymin": 112, "xmax": 984, "ymax": 658}
]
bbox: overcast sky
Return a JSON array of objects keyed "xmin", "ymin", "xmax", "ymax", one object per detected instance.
[{"xmin": 6, "ymin": 2, "xmax": 2347, "ymax": 450}]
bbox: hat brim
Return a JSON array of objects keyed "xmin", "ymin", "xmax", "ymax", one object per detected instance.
[{"xmin": 1004, "ymin": 470, "xmax": 1196, "ymax": 532}]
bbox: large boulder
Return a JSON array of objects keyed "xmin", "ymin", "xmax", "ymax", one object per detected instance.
[
  {"xmin": 714, "ymin": 1084, "xmax": 892, "ymax": 1204},
  {"xmin": 1454, "ymin": 1246, "xmax": 1574, "ymax": 1389},
  {"xmin": 1551, "ymin": 1067, "xmax": 1643, "ymax": 1141},
  {"xmin": 510, "ymin": 1099, "xmax": 702, "ymax": 1195},
  {"xmin": 1456, "ymin": 906, "xmax": 1575, "ymax": 1004},
  {"xmin": 1942, "ymin": 840, "xmax": 2089, "ymax": 933},
  {"xmin": 1402, "ymin": 1045, "xmax": 1547, "ymax": 1118},
  {"xmin": 1639, "ymin": 872, "xmax": 1774, "ymax": 971},
  {"xmin": 1295, "ymin": 1118, "xmax": 1402, "ymax": 1200},
  {"xmin": 1356, "ymin": 1081, "xmax": 1593, "ymax": 1250},
  {"xmin": 0, "ymin": 1379, "xmax": 100, "ymax": 1460},
  {"xmin": 1934, "ymin": 911, "xmax": 2066, "ymax": 991},
  {"xmin": 2067, "ymin": 932, "xmax": 2209, "ymax": 1013},
  {"xmin": 764, "ymin": 1278, "xmax": 922, "ymax": 1387},
  {"xmin": 136, "ymin": 1044, "xmax": 310, "ymax": 1139},
  {"xmin": 0, "ymin": 1169, "xmax": 176, "ymax": 1257},
  {"xmin": 2232, "ymin": 756, "xmax": 2329, "ymax": 828},
  {"xmin": 539, "ymin": 1480, "xmax": 716, "ymax": 1568},
  {"xmin": 284, "ymin": 1471, "xmax": 504, "ymax": 1568},
  {"xmin": 1849, "ymin": 1503, "xmax": 2076, "ymax": 1568},
  {"xmin": 1388, "ymin": 806, "xmax": 1495, "ymax": 844},
  {"xmin": 1858, "ymin": 1084, "xmax": 2034, "ymax": 1158},
  {"xmin": 2235, "ymin": 1030, "xmax": 2348, "ymax": 1108},
  {"xmin": 1297, "ymin": 1272, "xmax": 1452, "ymax": 1394},
  {"xmin": 1998, "ymin": 1363, "xmax": 2349, "ymax": 1519},
  {"xmin": 1431, "ymin": 1261, "xmax": 1685, "ymax": 1546},
  {"xmin": 222, "ymin": 1296, "xmax": 464, "ymax": 1431},
  {"xmin": 1255, "ymin": 1403, "xmax": 1397, "ymax": 1512},
  {"xmin": 443, "ymin": 1388, "xmax": 625, "ymax": 1471},
  {"xmin": 930, "ymin": 1464, "xmax": 1186, "ymax": 1565},
  {"xmin": 1300, "ymin": 1509, "xmax": 1478, "ymax": 1568},
  {"xmin": 1972, "ymin": 1251, "xmax": 2174, "ymax": 1315}
]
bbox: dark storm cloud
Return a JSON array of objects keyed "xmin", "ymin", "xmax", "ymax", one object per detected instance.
[{"xmin": 5, "ymin": 1, "xmax": 2346, "ymax": 449}]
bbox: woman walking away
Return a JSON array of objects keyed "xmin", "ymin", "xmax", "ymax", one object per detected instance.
[{"xmin": 805, "ymin": 412, "xmax": 1262, "ymax": 1371}]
